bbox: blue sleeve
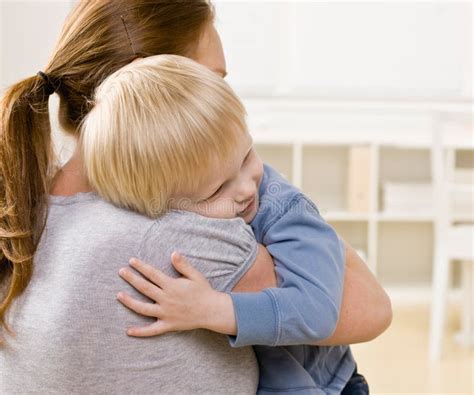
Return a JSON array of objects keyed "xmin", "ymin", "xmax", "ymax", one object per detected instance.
[{"xmin": 229, "ymin": 194, "xmax": 345, "ymax": 347}]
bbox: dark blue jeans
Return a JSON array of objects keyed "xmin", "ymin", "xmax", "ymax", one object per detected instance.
[{"xmin": 341, "ymin": 365, "xmax": 369, "ymax": 394}]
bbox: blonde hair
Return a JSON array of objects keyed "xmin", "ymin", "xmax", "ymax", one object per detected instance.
[{"xmin": 80, "ymin": 55, "xmax": 247, "ymax": 217}]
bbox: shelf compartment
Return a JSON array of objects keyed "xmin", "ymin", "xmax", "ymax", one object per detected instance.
[
  {"xmin": 254, "ymin": 144, "xmax": 293, "ymax": 183},
  {"xmin": 302, "ymin": 145, "xmax": 350, "ymax": 212},
  {"xmin": 328, "ymin": 221, "xmax": 369, "ymax": 262},
  {"xmin": 379, "ymin": 147, "xmax": 433, "ymax": 213},
  {"xmin": 455, "ymin": 149, "xmax": 474, "ymax": 168},
  {"xmin": 377, "ymin": 222, "xmax": 433, "ymax": 287}
]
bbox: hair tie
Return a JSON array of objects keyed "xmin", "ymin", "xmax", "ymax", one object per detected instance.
[{"xmin": 37, "ymin": 71, "xmax": 58, "ymax": 96}]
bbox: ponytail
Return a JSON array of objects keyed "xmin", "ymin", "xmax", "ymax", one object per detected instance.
[{"xmin": 0, "ymin": 74, "xmax": 56, "ymax": 340}]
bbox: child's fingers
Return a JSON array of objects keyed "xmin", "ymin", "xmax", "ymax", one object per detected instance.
[
  {"xmin": 126, "ymin": 321, "xmax": 173, "ymax": 337},
  {"xmin": 171, "ymin": 252, "xmax": 206, "ymax": 282},
  {"xmin": 116, "ymin": 292, "xmax": 162, "ymax": 318},
  {"xmin": 129, "ymin": 258, "xmax": 171, "ymax": 288},
  {"xmin": 118, "ymin": 267, "xmax": 163, "ymax": 301}
]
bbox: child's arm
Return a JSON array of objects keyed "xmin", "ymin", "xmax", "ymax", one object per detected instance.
[
  {"xmin": 231, "ymin": 239, "xmax": 391, "ymax": 346},
  {"xmin": 117, "ymin": 244, "xmax": 276, "ymax": 337},
  {"xmin": 117, "ymin": 253, "xmax": 238, "ymax": 336},
  {"xmin": 118, "ymin": 240, "xmax": 392, "ymax": 344},
  {"xmin": 229, "ymin": 194, "xmax": 345, "ymax": 347}
]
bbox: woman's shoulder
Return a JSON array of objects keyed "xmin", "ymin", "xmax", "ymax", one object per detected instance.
[
  {"xmin": 48, "ymin": 191, "xmax": 155, "ymax": 225},
  {"xmin": 44, "ymin": 193, "xmax": 257, "ymax": 294},
  {"xmin": 46, "ymin": 191, "xmax": 157, "ymax": 250},
  {"xmin": 48, "ymin": 193, "xmax": 242, "ymax": 226},
  {"xmin": 138, "ymin": 210, "xmax": 258, "ymax": 291},
  {"xmin": 141, "ymin": 209, "xmax": 253, "ymax": 248}
]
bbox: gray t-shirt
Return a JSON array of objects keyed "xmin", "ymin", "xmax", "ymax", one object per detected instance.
[{"xmin": 0, "ymin": 192, "xmax": 259, "ymax": 394}]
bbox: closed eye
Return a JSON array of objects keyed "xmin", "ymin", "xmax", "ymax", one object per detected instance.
[
  {"xmin": 204, "ymin": 147, "xmax": 252, "ymax": 201},
  {"xmin": 244, "ymin": 149, "xmax": 252, "ymax": 163},
  {"xmin": 205, "ymin": 184, "xmax": 224, "ymax": 201}
]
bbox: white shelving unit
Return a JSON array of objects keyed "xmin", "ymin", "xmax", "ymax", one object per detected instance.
[{"xmin": 248, "ymin": 99, "xmax": 473, "ymax": 296}]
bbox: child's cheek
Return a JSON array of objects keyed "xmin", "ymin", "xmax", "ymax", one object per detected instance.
[{"xmin": 208, "ymin": 198, "xmax": 238, "ymax": 219}]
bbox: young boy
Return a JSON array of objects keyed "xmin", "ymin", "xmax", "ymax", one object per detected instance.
[{"xmin": 81, "ymin": 54, "xmax": 369, "ymax": 394}]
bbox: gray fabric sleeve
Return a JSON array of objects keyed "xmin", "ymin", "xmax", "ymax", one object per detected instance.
[{"xmin": 137, "ymin": 210, "xmax": 258, "ymax": 292}]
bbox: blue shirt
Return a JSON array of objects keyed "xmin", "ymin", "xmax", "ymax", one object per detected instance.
[{"xmin": 230, "ymin": 164, "xmax": 356, "ymax": 394}]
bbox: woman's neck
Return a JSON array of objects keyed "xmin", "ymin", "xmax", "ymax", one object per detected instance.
[{"xmin": 50, "ymin": 147, "xmax": 93, "ymax": 196}]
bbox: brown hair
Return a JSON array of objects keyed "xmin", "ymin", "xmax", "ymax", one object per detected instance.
[{"xmin": 0, "ymin": 0, "xmax": 214, "ymax": 340}]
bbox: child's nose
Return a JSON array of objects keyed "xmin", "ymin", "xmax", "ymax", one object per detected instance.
[{"xmin": 237, "ymin": 179, "xmax": 257, "ymax": 203}]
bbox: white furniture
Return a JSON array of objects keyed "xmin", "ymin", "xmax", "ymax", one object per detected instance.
[
  {"xmin": 429, "ymin": 135, "xmax": 474, "ymax": 361},
  {"xmin": 450, "ymin": 226, "xmax": 474, "ymax": 348},
  {"xmin": 246, "ymin": 98, "xmax": 473, "ymax": 310},
  {"xmin": 250, "ymin": 99, "xmax": 474, "ymax": 360}
]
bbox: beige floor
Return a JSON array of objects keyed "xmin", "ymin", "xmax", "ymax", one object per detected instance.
[{"xmin": 351, "ymin": 303, "xmax": 473, "ymax": 394}]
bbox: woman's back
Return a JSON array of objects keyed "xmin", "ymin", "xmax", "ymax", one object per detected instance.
[{"xmin": 1, "ymin": 192, "xmax": 258, "ymax": 393}]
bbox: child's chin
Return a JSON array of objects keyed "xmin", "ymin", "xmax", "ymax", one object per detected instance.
[
  {"xmin": 242, "ymin": 206, "xmax": 258, "ymax": 224},
  {"xmin": 238, "ymin": 195, "xmax": 259, "ymax": 223}
]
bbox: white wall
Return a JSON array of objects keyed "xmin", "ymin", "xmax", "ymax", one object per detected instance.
[
  {"xmin": 1, "ymin": 0, "xmax": 73, "ymax": 92},
  {"xmin": 1, "ymin": 0, "xmax": 76, "ymax": 163},
  {"xmin": 215, "ymin": 1, "xmax": 472, "ymax": 100},
  {"xmin": 2, "ymin": 1, "xmax": 471, "ymax": 100}
]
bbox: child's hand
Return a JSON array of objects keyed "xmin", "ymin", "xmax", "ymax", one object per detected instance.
[{"xmin": 117, "ymin": 252, "xmax": 237, "ymax": 337}]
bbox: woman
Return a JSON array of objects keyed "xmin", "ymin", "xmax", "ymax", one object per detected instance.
[{"xmin": 0, "ymin": 0, "xmax": 391, "ymax": 392}]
